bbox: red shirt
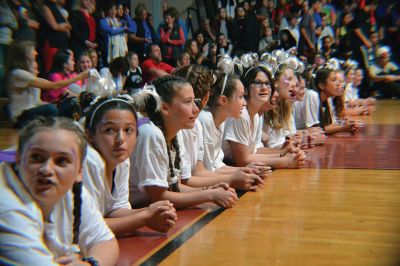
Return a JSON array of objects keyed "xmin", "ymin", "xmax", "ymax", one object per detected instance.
[
  {"xmin": 141, "ymin": 59, "xmax": 175, "ymax": 83},
  {"xmin": 82, "ymin": 10, "xmax": 96, "ymax": 42}
]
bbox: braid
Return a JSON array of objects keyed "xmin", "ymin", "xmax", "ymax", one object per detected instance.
[
  {"xmin": 319, "ymin": 96, "xmax": 332, "ymax": 128},
  {"xmin": 72, "ymin": 181, "xmax": 82, "ymax": 245}
]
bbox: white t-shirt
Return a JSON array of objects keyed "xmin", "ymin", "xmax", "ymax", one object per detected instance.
[
  {"xmin": 0, "ymin": 162, "xmax": 114, "ymax": 263},
  {"xmin": 222, "ymin": 107, "xmax": 263, "ymax": 161},
  {"xmin": 129, "ymin": 120, "xmax": 190, "ymax": 206},
  {"xmin": 181, "ymin": 119, "xmax": 204, "ymax": 171},
  {"xmin": 0, "ymin": 162, "xmax": 56, "ymax": 265},
  {"xmin": 44, "ymin": 186, "xmax": 114, "ymax": 258},
  {"xmin": 198, "ymin": 110, "xmax": 226, "ymax": 171},
  {"xmin": 344, "ymin": 83, "xmax": 359, "ymax": 102},
  {"xmin": 263, "ymin": 108, "xmax": 296, "ymax": 149},
  {"xmin": 295, "ymin": 89, "xmax": 320, "ymax": 129},
  {"xmin": 7, "ymin": 69, "xmax": 41, "ymax": 121},
  {"xmin": 82, "ymin": 146, "xmax": 131, "ymax": 217}
]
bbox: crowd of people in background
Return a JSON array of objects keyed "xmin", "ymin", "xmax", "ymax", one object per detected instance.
[{"xmin": 0, "ymin": 0, "xmax": 399, "ymax": 265}]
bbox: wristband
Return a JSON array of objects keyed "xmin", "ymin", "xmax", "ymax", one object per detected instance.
[{"xmin": 82, "ymin": 257, "xmax": 99, "ymax": 266}]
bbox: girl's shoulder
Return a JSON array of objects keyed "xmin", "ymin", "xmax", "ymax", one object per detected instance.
[
  {"xmin": 198, "ymin": 110, "xmax": 213, "ymax": 123},
  {"xmin": 84, "ymin": 145, "xmax": 105, "ymax": 167}
]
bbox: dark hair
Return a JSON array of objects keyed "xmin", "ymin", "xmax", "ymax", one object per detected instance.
[
  {"xmin": 163, "ymin": 7, "xmax": 177, "ymax": 19},
  {"xmin": 51, "ymin": 49, "xmax": 72, "ymax": 73},
  {"xmin": 79, "ymin": 91, "xmax": 96, "ymax": 116},
  {"xmin": 85, "ymin": 96, "xmax": 138, "ymax": 136},
  {"xmin": 314, "ymin": 67, "xmax": 334, "ymax": 91},
  {"xmin": 146, "ymin": 43, "xmax": 159, "ymax": 57},
  {"xmin": 134, "ymin": 76, "xmax": 190, "ymax": 191},
  {"xmin": 18, "ymin": 116, "xmax": 87, "ymax": 164},
  {"xmin": 109, "ymin": 56, "xmax": 129, "ymax": 76},
  {"xmin": 314, "ymin": 68, "xmax": 335, "ymax": 127},
  {"xmin": 127, "ymin": 51, "xmax": 139, "ymax": 61},
  {"xmin": 241, "ymin": 66, "xmax": 274, "ymax": 100},
  {"xmin": 103, "ymin": 1, "xmax": 116, "ymax": 14},
  {"xmin": 18, "ymin": 117, "xmax": 87, "ymax": 244},
  {"xmin": 184, "ymin": 39, "xmax": 197, "ymax": 55},
  {"xmin": 208, "ymin": 71, "xmax": 240, "ymax": 108},
  {"xmin": 174, "ymin": 65, "xmax": 213, "ymax": 103}
]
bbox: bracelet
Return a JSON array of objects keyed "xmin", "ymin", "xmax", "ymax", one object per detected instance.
[{"xmin": 82, "ymin": 257, "xmax": 99, "ymax": 266}]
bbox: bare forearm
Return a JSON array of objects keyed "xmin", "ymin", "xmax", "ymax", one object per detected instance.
[
  {"xmin": 87, "ymin": 238, "xmax": 119, "ymax": 266},
  {"xmin": 105, "ymin": 209, "xmax": 148, "ymax": 237},
  {"xmin": 149, "ymin": 189, "xmax": 211, "ymax": 209}
]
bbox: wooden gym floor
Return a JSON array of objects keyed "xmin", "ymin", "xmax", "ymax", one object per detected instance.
[{"xmin": 1, "ymin": 100, "xmax": 399, "ymax": 266}]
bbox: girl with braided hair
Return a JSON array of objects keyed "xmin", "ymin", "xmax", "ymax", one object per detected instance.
[
  {"xmin": 175, "ymin": 65, "xmax": 270, "ymax": 190},
  {"xmin": 174, "ymin": 65, "xmax": 267, "ymax": 191},
  {"xmin": 83, "ymin": 95, "xmax": 177, "ymax": 237},
  {"xmin": 0, "ymin": 117, "xmax": 118, "ymax": 265},
  {"xmin": 129, "ymin": 75, "xmax": 238, "ymax": 209}
]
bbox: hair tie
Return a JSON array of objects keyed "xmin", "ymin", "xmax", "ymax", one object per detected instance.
[
  {"xmin": 88, "ymin": 98, "xmax": 134, "ymax": 128},
  {"xmin": 220, "ymin": 74, "xmax": 228, "ymax": 96}
]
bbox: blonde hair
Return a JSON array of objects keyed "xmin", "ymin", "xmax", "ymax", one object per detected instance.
[{"xmin": 266, "ymin": 64, "xmax": 293, "ymax": 129}]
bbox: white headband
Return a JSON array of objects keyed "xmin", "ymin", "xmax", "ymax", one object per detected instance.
[{"xmin": 89, "ymin": 98, "xmax": 133, "ymax": 128}]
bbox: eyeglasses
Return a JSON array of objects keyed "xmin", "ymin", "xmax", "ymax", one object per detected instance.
[
  {"xmin": 194, "ymin": 98, "xmax": 203, "ymax": 109},
  {"xmin": 252, "ymin": 80, "xmax": 271, "ymax": 89}
]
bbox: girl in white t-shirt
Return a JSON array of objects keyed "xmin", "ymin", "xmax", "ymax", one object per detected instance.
[
  {"xmin": 198, "ymin": 72, "xmax": 271, "ymax": 176},
  {"xmin": 130, "ymin": 76, "xmax": 238, "ymax": 209},
  {"xmin": 83, "ymin": 95, "xmax": 177, "ymax": 237},
  {"xmin": 312, "ymin": 68, "xmax": 358, "ymax": 134},
  {"xmin": 6, "ymin": 41, "xmax": 89, "ymax": 128},
  {"xmin": 264, "ymin": 64, "xmax": 299, "ymax": 148},
  {"xmin": 343, "ymin": 67, "xmax": 369, "ymax": 115},
  {"xmin": 174, "ymin": 65, "xmax": 267, "ymax": 190},
  {"xmin": 223, "ymin": 66, "xmax": 305, "ymax": 169},
  {"xmin": 0, "ymin": 117, "xmax": 118, "ymax": 265},
  {"xmin": 292, "ymin": 72, "xmax": 326, "ymax": 146}
]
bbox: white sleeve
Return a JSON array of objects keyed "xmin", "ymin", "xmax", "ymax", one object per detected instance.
[
  {"xmin": 224, "ymin": 117, "xmax": 250, "ymax": 146},
  {"xmin": 255, "ymin": 115, "xmax": 264, "ymax": 150},
  {"xmin": 303, "ymin": 90, "xmax": 320, "ymax": 128},
  {"xmin": 0, "ymin": 208, "xmax": 57, "ymax": 265},
  {"xmin": 134, "ymin": 128, "xmax": 169, "ymax": 189},
  {"xmin": 82, "ymin": 148, "xmax": 106, "ymax": 214},
  {"xmin": 177, "ymin": 132, "xmax": 191, "ymax": 180},
  {"xmin": 78, "ymin": 187, "xmax": 115, "ymax": 255},
  {"xmin": 9, "ymin": 69, "xmax": 35, "ymax": 89},
  {"xmin": 196, "ymin": 122, "xmax": 204, "ymax": 162},
  {"xmin": 111, "ymin": 160, "xmax": 132, "ymax": 211}
]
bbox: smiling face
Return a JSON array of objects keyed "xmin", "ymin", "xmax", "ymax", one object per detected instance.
[
  {"xmin": 79, "ymin": 55, "xmax": 92, "ymax": 72},
  {"xmin": 296, "ymin": 77, "xmax": 306, "ymax": 101},
  {"xmin": 92, "ymin": 109, "xmax": 137, "ymax": 166},
  {"xmin": 163, "ymin": 84, "xmax": 199, "ymax": 130},
  {"xmin": 249, "ymin": 71, "xmax": 271, "ymax": 106},
  {"xmin": 18, "ymin": 129, "xmax": 82, "ymax": 206}
]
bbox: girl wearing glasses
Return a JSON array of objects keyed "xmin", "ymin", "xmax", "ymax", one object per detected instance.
[
  {"xmin": 222, "ymin": 66, "xmax": 305, "ymax": 168},
  {"xmin": 129, "ymin": 76, "xmax": 238, "ymax": 209},
  {"xmin": 174, "ymin": 65, "xmax": 266, "ymax": 191}
]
